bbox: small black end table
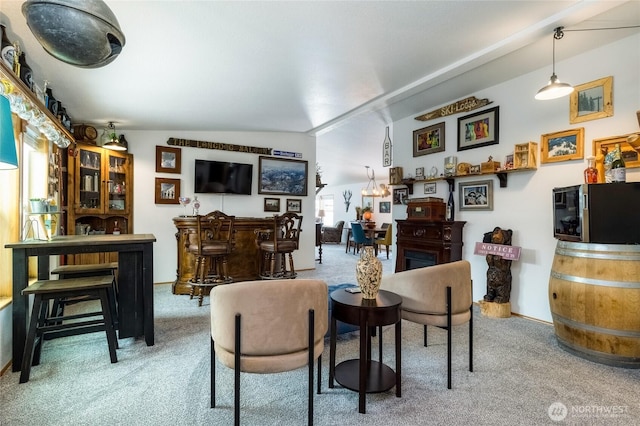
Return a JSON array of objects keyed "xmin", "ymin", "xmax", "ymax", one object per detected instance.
[{"xmin": 329, "ymin": 288, "xmax": 402, "ymax": 414}]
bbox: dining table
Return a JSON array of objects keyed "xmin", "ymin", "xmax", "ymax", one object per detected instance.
[
  {"xmin": 345, "ymin": 225, "xmax": 386, "ymax": 254},
  {"xmin": 5, "ymin": 233, "xmax": 156, "ymax": 372}
]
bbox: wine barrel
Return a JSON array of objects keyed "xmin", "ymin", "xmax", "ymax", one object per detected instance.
[{"xmin": 549, "ymin": 240, "xmax": 640, "ymax": 368}]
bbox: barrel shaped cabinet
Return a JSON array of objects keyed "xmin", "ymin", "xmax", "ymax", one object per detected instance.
[{"xmin": 549, "ymin": 240, "xmax": 640, "ymax": 367}]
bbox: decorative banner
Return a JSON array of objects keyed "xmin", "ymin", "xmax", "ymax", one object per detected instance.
[
  {"xmin": 273, "ymin": 150, "xmax": 302, "ymax": 158},
  {"xmin": 414, "ymin": 96, "xmax": 493, "ymax": 121},
  {"xmin": 167, "ymin": 137, "xmax": 272, "ymax": 155},
  {"xmin": 474, "ymin": 242, "xmax": 521, "ymax": 261}
]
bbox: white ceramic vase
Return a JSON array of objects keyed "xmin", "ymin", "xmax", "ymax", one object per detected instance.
[{"xmin": 356, "ymin": 245, "xmax": 382, "ymax": 299}]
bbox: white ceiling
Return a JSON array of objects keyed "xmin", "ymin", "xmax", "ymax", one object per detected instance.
[{"xmin": 1, "ymin": 1, "xmax": 639, "ymax": 185}]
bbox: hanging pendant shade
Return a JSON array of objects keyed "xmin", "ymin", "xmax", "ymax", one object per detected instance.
[
  {"xmin": 0, "ymin": 96, "xmax": 18, "ymax": 170},
  {"xmin": 535, "ymin": 27, "xmax": 574, "ymax": 100},
  {"xmin": 102, "ymin": 122, "xmax": 127, "ymax": 151},
  {"xmin": 535, "ymin": 73, "xmax": 574, "ymax": 100},
  {"xmin": 22, "ymin": 0, "xmax": 126, "ymax": 68}
]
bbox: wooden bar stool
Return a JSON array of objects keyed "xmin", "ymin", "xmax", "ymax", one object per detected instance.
[
  {"xmin": 256, "ymin": 212, "xmax": 303, "ymax": 280},
  {"xmin": 50, "ymin": 262, "xmax": 119, "ymax": 331},
  {"xmin": 20, "ymin": 276, "xmax": 118, "ymax": 383},
  {"xmin": 186, "ymin": 211, "xmax": 236, "ymax": 306}
]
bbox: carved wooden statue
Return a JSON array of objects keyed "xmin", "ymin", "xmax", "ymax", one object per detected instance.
[{"xmin": 483, "ymin": 227, "xmax": 513, "ymax": 304}]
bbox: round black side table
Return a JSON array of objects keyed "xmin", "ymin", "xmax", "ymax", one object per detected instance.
[{"xmin": 328, "ymin": 288, "xmax": 402, "ymax": 414}]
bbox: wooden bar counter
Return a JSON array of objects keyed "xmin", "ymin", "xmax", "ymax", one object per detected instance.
[{"xmin": 172, "ymin": 216, "xmax": 273, "ymax": 295}]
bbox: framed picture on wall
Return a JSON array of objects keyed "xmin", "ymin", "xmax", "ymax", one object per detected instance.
[
  {"xmin": 459, "ymin": 180, "xmax": 493, "ymax": 211},
  {"xmin": 155, "ymin": 146, "xmax": 182, "ymax": 174},
  {"xmin": 424, "ymin": 182, "xmax": 437, "ymax": 194},
  {"xmin": 540, "ymin": 128, "xmax": 584, "ymax": 163},
  {"xmin": 413, "ymin": 122, "xmax": 445, "ymax": 157},
  {"xmin": 457, "ymin": 106, "xmax": 499, "ymax": 151},
  {"xmin": 155, "ymin": 178, "xmax": 180, "ymax": 204},
  {"xmin": 593, "ymin": 134, "xmax": 640, "ymax": 168},
  {"xmin": 379, "ymin": 201, "xmax": 391, "ymax": 213},
  {"xmin": 264, "ymin": 198, "xmax": 280, "ymax": 212},
  {"xmin": 569, "ymin": 76, "xmax": 613, "ymax": 124},
  {"xmin": 286, "ymin": 198, "xmax": 302, "ymax": 213},
  {"xmin": 393, "ymin": 188, "xmax": 408, "ymax": 205},
  {"xmin": 258, "ymin": 156, "xmax": 308, "ymax": 196}
]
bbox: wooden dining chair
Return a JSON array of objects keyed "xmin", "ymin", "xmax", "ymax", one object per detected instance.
[{"xmin": 375, "ymin": 224, "xmax": 392, "ymax": 259}]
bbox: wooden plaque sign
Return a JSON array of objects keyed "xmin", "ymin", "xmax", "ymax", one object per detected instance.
[{"xmin": 415, "ymin": 96, "xmax": 493, "ymax": 121}]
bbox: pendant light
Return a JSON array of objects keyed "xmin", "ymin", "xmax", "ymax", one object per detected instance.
[
  {"xmin": 22, "ymin": 0, "xmax": 126, "ymax": 68},
  {"xmin": 0, "ymin": 95, "xmax": 18, "ymax": 169},
  {"xmin": 535, "ymin": 27, "xmax": 574, "ymax": 100},
  {"xmin": 361, "ymin": 166, "xmax": 390, "ymax": 197},
  {"xmin": 102, "ymin": 122, "xmax": 127, "ymax": 151}
]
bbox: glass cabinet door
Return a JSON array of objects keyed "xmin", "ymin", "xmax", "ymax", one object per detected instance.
[
  {"xmin": 106, "ymin": 152, "xmax": 130, "ymax": 215},
  {"xmin": 76, "ymin": 146, "xmax": 103, "ymax": 213}
]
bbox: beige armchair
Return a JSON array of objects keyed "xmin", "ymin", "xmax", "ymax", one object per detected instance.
[
  {"xmin": 380, "ymin": 260, "xmax": 473, "ymax": 389},
  {"xmin": 210, "ymin": 279, "xmax": 328, "ymax": 425},
  {"xmin": 321, "ymin": 220, "xmax": 344, "ymax": 244}
]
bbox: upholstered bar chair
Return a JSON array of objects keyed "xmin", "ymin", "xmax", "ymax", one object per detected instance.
[
  {"xmin": 380, "ymin": 260, "xmax": 473, "ymax": 389},
  {"xmin": 210, "ymin": 279, "xmax": 328, "ymax": 426},
  {"xmin": 257, "ymin": 212, "xmax": 302, "ymax": 279},
  {"xmin": 186, "ymin": 211, "xmax": 236, "ymax": 306}
]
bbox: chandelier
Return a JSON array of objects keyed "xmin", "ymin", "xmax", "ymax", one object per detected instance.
[{"xmin": 361, "ymin": 166, "xmax": 390, "ymax": 197}]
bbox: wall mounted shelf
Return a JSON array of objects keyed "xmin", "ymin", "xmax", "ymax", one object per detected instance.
[
  {"xmin": 0, "ymin": 62, "xmax": 73, "ymax": 147},
  {"xmin": 392, "ymin": 166, "xmax": 536, "ymax": 189}
]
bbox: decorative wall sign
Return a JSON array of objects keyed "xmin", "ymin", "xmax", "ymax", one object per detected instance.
[
  {"xmin": 273, "ymin": 150, "xmax": 302, "ymax": 158},
  {"xmin": 167, "ymin": 137, "xmax": 272, "ymax": 155},
  {"xmin": 382, "ymin": 126, "xmax": 392, "ymax": 167},
  {"xmin": 474, "ymin": 242, "xmax": 521, "ymax": 260},
  {"xmin": 393, "ymin": 188, "xmax": 408, "ymax": 205},
  {"xmin": 415, "ymin": 96, "xmax": 493, "ymax": 121}
]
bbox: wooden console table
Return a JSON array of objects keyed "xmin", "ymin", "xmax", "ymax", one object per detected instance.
[
  {"xmin": 395, "ymin": 220, "xmax": 465, "ymax": 272},
  {"xmin": 172, "ymin": 216, "xmax": 274, "ymax": 294}
]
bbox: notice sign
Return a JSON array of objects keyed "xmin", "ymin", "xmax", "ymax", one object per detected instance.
[{"xmin": 474, "ymin": 242, "xmax": 521, "ymax": 261}]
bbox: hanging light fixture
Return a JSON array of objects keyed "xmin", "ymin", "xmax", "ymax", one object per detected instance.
[
  {"xmin": 22, "ymin": 0, "xmax": 126, "ymax": 68},
  {"xmin": 535, "ymin": 27, "xmax": 574, "ymax": 100},
  {"xmin": 361, "ymin": 166, "xmax": 390, "ymax": 197},
  {"xmin": 0, "ymin": 95, "xmax": 18, "ymax": 169},
  {"xmin": 102, "ymin": 121, "xmax": 127, "ymax": 151}
]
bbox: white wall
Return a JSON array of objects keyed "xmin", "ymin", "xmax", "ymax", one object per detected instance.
[
  {"xmin": 390, "ymin": 34, "xmax": 640, "ymax": 322},
  {"xmin": 126, "ymin": 130, "xmax": 316, "ymax": 284},
  {"xmin": 320, "ymin": 181, "xmax": 393, "ymax": 235}
]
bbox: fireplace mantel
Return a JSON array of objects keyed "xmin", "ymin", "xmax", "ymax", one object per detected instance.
[{"xmin": 395, "ymin": 220, "xmax": 466, "ymax": 272}]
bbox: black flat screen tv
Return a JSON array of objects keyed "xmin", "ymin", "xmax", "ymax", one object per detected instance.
[{"xmin": 194, "ymin": 159, "xmax": 253, "ymax": 194}]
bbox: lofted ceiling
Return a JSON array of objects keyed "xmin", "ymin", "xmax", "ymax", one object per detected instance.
[{"xmin": 1, "ymin": 1, "xmax": 639, "ymax": 185}]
